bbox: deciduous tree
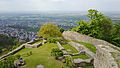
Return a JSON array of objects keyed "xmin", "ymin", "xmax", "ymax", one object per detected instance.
[{"xmin": 38, "ymin": 23, "xmax": 62, "ymax": 38}]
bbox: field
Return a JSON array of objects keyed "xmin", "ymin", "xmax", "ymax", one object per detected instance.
[{"xmin": 15, "ymin": 43, "xmax": 68, "ymax": 68}]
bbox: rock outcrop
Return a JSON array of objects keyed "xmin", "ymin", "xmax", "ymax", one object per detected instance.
[
  {"xmin": 62, "ymin": 31, "xmax": 120, "ymax": 68},
  {"xmin": 94, "ymin": 45, "xmax": 120, "ymax": 68}
]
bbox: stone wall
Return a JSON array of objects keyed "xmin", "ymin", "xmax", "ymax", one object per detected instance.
[
  {"xmin": 62, "ymin": 31, "xmax": 120, "ymax": 51},
  {"xmin": 62, "ymin": 31, "xmax": 120, "ymax": 68},
  {"xmin": 0, "ymin": 44, "xmax": 25, "ymax": 60},
  {"xmin": 94, "ymin": 45, "xmax": 119, "ymax": 68},
  {"xmin": 56, "ymin": 42, "xmax": 68, "ymax": 55}
]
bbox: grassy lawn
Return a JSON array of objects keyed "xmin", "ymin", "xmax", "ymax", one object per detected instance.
[
  {"xmin": 67, "ymin": 40, "xmax": 96, "ymax": 53},
  {"xmin": 72, "ymin": 54, "xmax": 89, "ymax": 59},
  {"xmin": 15, "ymin": 43, "xmax": 68, "ymax": 68},
  {"xmin": 78, "ymin": 41, "xmax": 96, "ymax": 53},
  {"xmin": 62, "ymin": 44, "xmax": 78, "ymax": 54},
  {"xmin": 82, "ymin": 65, "xmax": 94, "ymax": 68}
]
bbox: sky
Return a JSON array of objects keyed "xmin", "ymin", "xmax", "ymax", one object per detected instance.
[{"xmin": 0, "ymin": 0, "xmax": 119, "ymax": 13}]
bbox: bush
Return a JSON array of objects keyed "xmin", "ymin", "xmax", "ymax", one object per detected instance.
[
  {"xmin": 65, "ymin": 56, "xmax": 74, "ymax": 68},
  {"xmin": 15, "ymin": 54, "xmax": 21, "ymax": 59},
  {"xmin": 0, "ymin": 56, "xmax": 16, "ymax": 68},
  {"xmin": 47, "ymin": 37, "xmax": 62, "ymax": 43},
  {"xmin": 51, "ymin": 48, "xmax": 63, "ymax": 59},
  {"xmin": 60, "ymin": 27, "xmax": 65, "ymax": 33},
  {"xmin": 27, "ymin": 51, "xmax": 33, "ymax": 56}
]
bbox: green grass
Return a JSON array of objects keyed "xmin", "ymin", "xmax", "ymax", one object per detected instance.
[
  {"xmin": 62, "ymin": 44, "xmax": 78, "ymax": 54},
  {"xmin": 78, "ymin": 41, "xmax": 96, "ymax": 53},
  {"xmin": 82, "ymin": 64, "xmax": 94, "ymax": 68},
  {"xmin": 67, "ymin": 40, "xmax": 96, "ymax": 53},
  {"xmin": 15, "ymin": 43, "xmax": 68, "ymax": 68},
  {"xmin": 72, "ymin": 54, "xmax": 89, "ymax": 59}
]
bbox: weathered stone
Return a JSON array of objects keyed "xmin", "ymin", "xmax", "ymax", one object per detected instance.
[
  {"xmin": 68, "ymin": 42, "xmax": 95, "ymax": 58},
  {"xmin": 14, "ymin": 58, "xmax": 26, "ymax": 68},
  {"xmin": 56, "ymin": 42, "xmax": 68, "ymax": 55},
  {"xmin": 57, "ymin": 56, "xmax": 65, "ymax": 61},
  {"xmin": 0, "ymin": 44, "xmax": 25, "ymax": 60},
  {"xmin": 57, "ymin": 42, "xmax": 65, "ymax": 50},
  {"xmin": 36, "ymin": 64, "xmax": 44, "ymax": 68},
  {"xmin": 94, "ymin": 45, "xmax": 119, "ymax": 68},
  {"xmin": 73, "ymin": 58, "xmax": 92, "ymax": 67},
  {"xmin": 62, "ymin": 31, "xmax": 120, "ymax": 68},
  {"xmin": 42, "ymin": 39, "xmax": 47, "ymax": 45},
  {"xmin": 25, "ymin": 42, "xmax": 42, "ymax": 48}
]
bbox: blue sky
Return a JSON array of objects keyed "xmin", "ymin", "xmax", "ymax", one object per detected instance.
[{"xmin": 0, "ymin": 0, "xmax": 119, "ymax": 13}]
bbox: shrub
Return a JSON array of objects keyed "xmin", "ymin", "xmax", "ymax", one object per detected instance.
[
  {"xmin": 0, "ymin": 56, "xmax": 16, "ymax": 68},
  {"xmin": 26, "ymin": 51, "xmax": 33, "ymax": 56},
  {"xmin": 60, "ymin": 27, "xmax": 65, "ymax": 33},
  {"xmin": 65, "ymin": 56, "xmax": 74, "ymax": 68},
  {"xmin": 51, "ymin": 48, "xmax": 63, "ymax": 59},
  {"xmin": 47, "ymin": 37, "xmax": 62, "ymax": 43},
  {"xmin": 15, "ymin": 54, "xmax": 21, "ymax": 59}
]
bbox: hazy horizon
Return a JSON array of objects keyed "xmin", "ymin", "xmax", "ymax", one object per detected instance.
[{"xmin": 0, "ymin": 0, "xmax": 120, "ymax": 13}]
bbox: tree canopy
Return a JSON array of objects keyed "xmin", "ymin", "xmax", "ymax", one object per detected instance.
[
  {"xmin": 72, "ymin": 9, "xmax": 120, "ymax": 47},
  {"xmin": 0, "ymin": 34, "xmax": 19, "ymax": 53},
  {"xmin": 111, "ymin": 24, "xmax": 120, "ymax": 47},
  {"xmin": 38, "ymin": 23, "xmax": 62, "ymax": 38}
]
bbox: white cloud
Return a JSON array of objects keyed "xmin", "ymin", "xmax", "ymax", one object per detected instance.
[
  {"xmin": 0, "ymin": 0, "xmax": 119, "ymax": 13},
  {"xmin": 50, "ymin": 0, "xmax": 66, "ymax": 2}
]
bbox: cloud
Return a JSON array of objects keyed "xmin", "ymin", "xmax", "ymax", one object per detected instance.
[
  {"xmin": 50, "ymin": 0, "xmax": 66, "ymax": 2},
  {"xmin": 0, "ymin": 0, "xmax": 119, "ymax": 13}
]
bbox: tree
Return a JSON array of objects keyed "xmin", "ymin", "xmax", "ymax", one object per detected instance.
[
  {"xmin": 0, "ymin": 34, "xmax": 20, "ymax": 54},
  {"xmin": 87, "ymin": 9, "xmax": 112, "ymax": 40},
  {"xmin": 111, "ymin": 24, "xmax": 120, "ymax": 47},
  {"xmin": 87, "ymin": 9, "xmax": 104, "ymax": 20},
  {"xmin": 71, "ymin": 9, "xmax": 116, "ymax": 46},
  {"xmin": 72, "ymin": 20, "xmax": 90, "ymax": 35},
  {"xmin": 38, "ymin": 23, "xmax": 62, "ymax": 38},
  {"xmin": 0, "ymin": 56, "xmax": 16, "ymax": 68}
]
